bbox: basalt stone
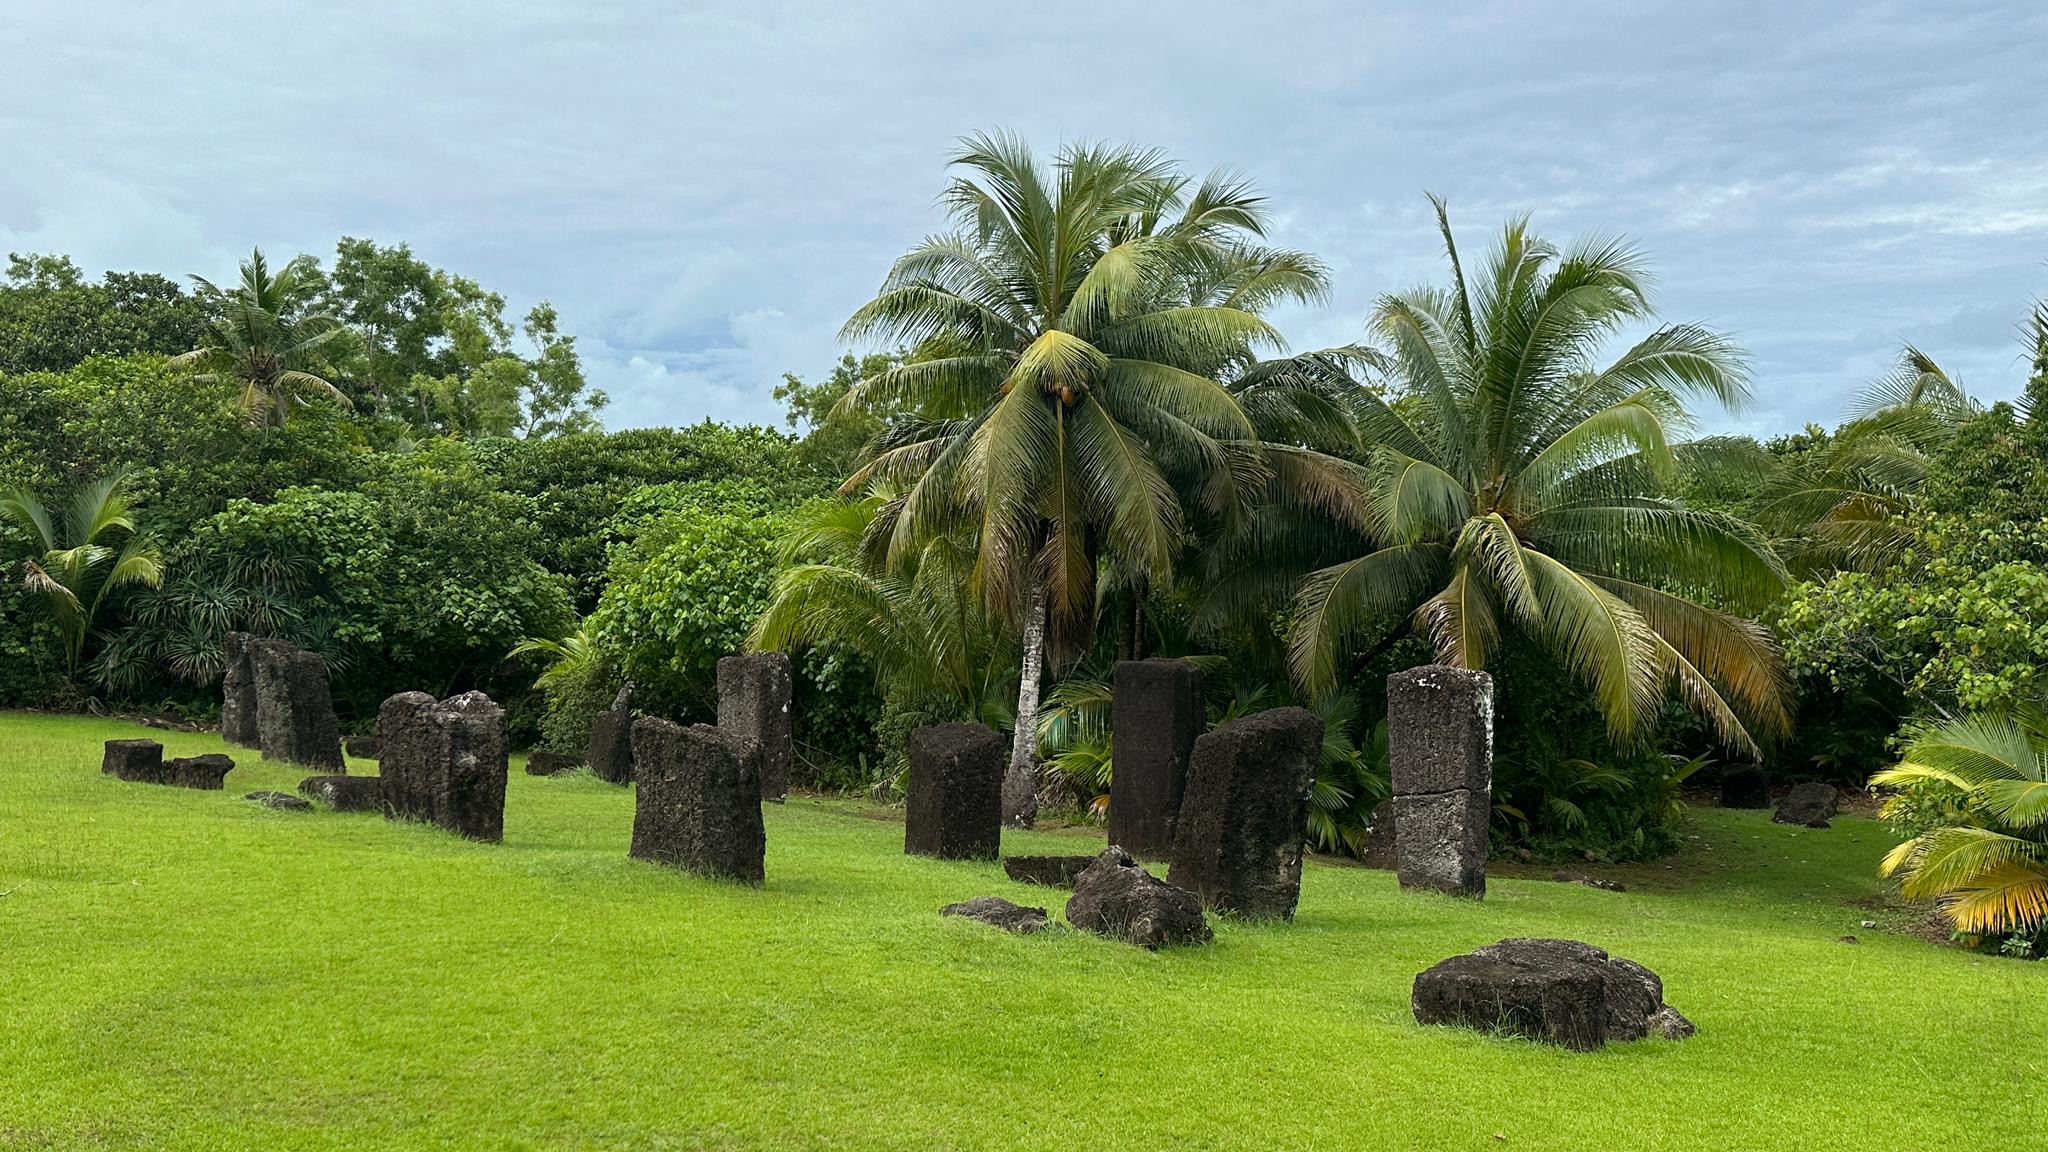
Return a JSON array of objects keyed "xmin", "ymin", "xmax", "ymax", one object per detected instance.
[
  {"xmin": 1002, "ymin": 854, "xmax": 1099, "ymax": 888},
  {"xmin": 1066, "ymin": 847, "xmax": 1212, "ymax": 949},
  {"xmin": 250, "ymin": 640, "xmax": 343, "ymax": 770},
  {"xmin": 378, "ymin": 690, "xmax": 508, "ymax": 842},
  {"xmin": 904, "ymin": 722, "xmax": 1004, "ymax": 861},
  {"xmin": 244, "ymin": 790, "xmax": 312, "ymax": 812},
  {"xmin": 1167, "ymin": 707, "xmax": 1321, "ymax": 921},
  {"xmin": 298, "ymin": 774, "xmax": 384, "ymax": 812},
  {"xmin": 221, "ymin": 632, "xmax": 259, "ymax": 748},
  {"xmin": 941, "ymin": 895, "xmax": 1049, "ymax": 934},
  {"xmin": 630, "ymin": 718, "xmax": 766, "ymax": 884},
  {"xmin": 102, "ymin": 739, "xmax": 164, "ymax": 782},
  {"xmin": 1720, "ymin": 764, "xmax": 1768, "ymax": 809},
  {"xmin": 1387, "ymin": 665, "xmax": 1494, "ymax": 899},
  {"xmin": 343, "ymin": 734, "xmax": 381, "ymax": 761},
  {"xmin": 525, "ymin": 750, "xmax": 584, "ymax": 776},
  {"xmin": 718, "ymin": 652, "xmax": 793, "ymax": 801},
  {"xmin": 163, "ymin": 753, "xmax": 234, "ymax": 790},
  {"xmin": 1360, "ymin": 800, "xmax": 1398, "ymax": 869},
  {"xmin": 1108, "ymin": 658, "xmax": 1205, "ymax": 857},
  {"xmin": 1554, "ymin": 870, "xmax": 1627, "ymax": 892},
  {"xmin": 586, "ymin": 683, "xmax": 636, "ymax": 785},
  {"xmin": 1411, "ymin": 938, "xmax": 1691, "ymax": 1051},
  {"xmin": 1774, "ymin": 782, "xmax": 1841, "ymax": 828}
]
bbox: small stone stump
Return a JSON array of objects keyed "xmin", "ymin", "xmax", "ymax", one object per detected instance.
[
  {"xmin": 1773, "ymin": 782, "xmax": 1840, "ymax": 828},
  {"xmin": 221, "ymin": 632, "xmax": 260, "ymax": 748},
  {"xmin": 299, "ymin": 774, "xmax": 384, "ymax": 812},
  {"xmin": 1412, "ymin": 938, "xmax": 1694, "ymax": 1051},
  {"xmin": 250, "ymin": 639, "xmax": 343, "ymax": 770},
  {"xmin": 525, "ymin": 751, "xmax": 583, "ymax": 776},
  {"xmin": 1108, "ymin": 657, "xmax": 1206, "ymax": 857},
  {"xmin": 378, "ymin": 690, "xmax": 509, "ymax": 842},
  {"xmin": 1066, "ymin": 847, "xmax": 1212, "ymax": 949},
  {"xmin": 941, "ymin": 896, "xmax": 1049, "ymax": 934},
  {"xmin": 718, "ymin": 652, "xmax": 793, "ymax": 801},
  {"xmin": 245, "ymin": 790, "xmax": 312, "ymax": 811},
  {"xmin": 344, "ymin": 734, "xmax": 381, "ymax": 761},
  {"xmin": 102, "ymin": 739, "xmax": 164, "ymax": 782},
  {"xmin": 630, "ymin": 717, "xmax": 766, "ymax": 884},
  {"xmin": 1720, "ymin": 764, "xmax": 1768, "ymax": 809},
  {"xmin": 903, "ymin": 722, "xmax": 1003, "ymax": 861},
  {"xmin": 586, "ymin": 683, "xmax": 636, "ymax": 785},
  {"xmin": 1167, "ymin": 707, "xmax": 1321, "ymax": 920},
  {"xmin": 164, "ymin": 754, "xmax": 235, "ymax": 790},
  {"xmin": 1387, "ymin": 665, "xmax": 1493, "ymax": 899},
  {"xmin": 1002, "ymin": 854, "xmax": 1098, "ymax": 888}
]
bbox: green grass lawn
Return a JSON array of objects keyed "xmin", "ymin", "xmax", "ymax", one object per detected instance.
[{"xmin": 2, "ymin": 711, "xmax": 2040, "ymax": 1151}]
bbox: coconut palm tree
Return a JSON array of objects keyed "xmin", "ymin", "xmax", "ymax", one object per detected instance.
[
  {"xmin": 0, "ymin": 469, "xmax": 164, "ymax": 673},
  {"xmin": 1874, "ymin": 710, "xmax": 2048, "ymax": 942},
  {"xmin": 174, "ymin": 248, "xmax": 349, "ymax": 427},
  {"xmin": 1286, "ymin": 201, "xmax": 1791, "ymax": 754},
  {"xmin": 837, "ymin": 132, "xmax": 1324, "ymax": 824}
]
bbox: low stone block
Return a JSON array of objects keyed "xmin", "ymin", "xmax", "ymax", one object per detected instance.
[
  {"xmin": 1720, "ymin": 764, "xmax": 1768, "ymax": 808},
  {"xmin": 718, "ymin": 652, "xmax": 793, "ymax": 801},
  {"xmin": 244, "ymin": 791, "xmax": 312, "ymax": 812},
  {"xmin": 1108, "ymin": 657, "xmax": 1205, "ymax": 857},
  {"xmin": 1066, "ymin": 847, "xmax": 1212, "ymax": 949},
  {"xmin": 102, "ymin": 739, "xmax": 164, "ymax": 782},
  {"xmin": 163, "ymin": 754, "xmax": 234, "ymax": 790},
  {"xmin": 904, "ymin": 722, "xmax": 1003, "ymax": 861},
  {"xmin": 525, "ymin": 750, "xmax": 583, "ymax": 776},
  {"xmin": 378, "ymin": 690, "xmax": 508, "ymax": 842},
  {"xmin": 1167, "ymin": 707, "xmax": 1321, "ymax": 921},
  {"xmin": 1411, "ymin": 938, "xmax": 1691, "ymax": 1051},
  {"xmin": 586, "ymin": 683, "xmax": 636, "ymax": 785},
  {"xmin": 299, "ymin": 774, "xmax": 384, "ymax": 812},
  {"xmin": 251, "ymin": 640, "xmax": 343, "ymax": 770},
  {"xmin": 344, "ymin": 734, "xmax": 381, "ymax": 761},
  {"xmin": 1773, "ymin": 782, "xmax": 1840, "ymax": 828},
  {"xmin": 1393, "ymin": 788, "xmax": 1491, "ymax": 898},
  {"xmin": 941, "ymin": 896, "xmax": 1049, "ymax": 934},
  {"xmin": 1002, "ymin": 854, "xmax": 1098, "ymax": 888},
  {"xmin": 630, "ymin": 718, "xmax": 766, "ymax": 884}
]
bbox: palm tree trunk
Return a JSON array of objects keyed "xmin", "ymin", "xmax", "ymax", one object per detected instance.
[{"xmin": 1002, "ymin": 583, "xmax": 1048, "ymax": 828}]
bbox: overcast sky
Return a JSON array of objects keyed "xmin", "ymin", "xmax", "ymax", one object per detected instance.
[{"xmin": 5, "ymin": 1, "xmax": 2045, "ymax": 436}]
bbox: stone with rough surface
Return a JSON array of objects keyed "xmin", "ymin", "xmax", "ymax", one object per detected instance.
[
  {"xmin": 1167, "ymin": 707, "xmax": 1321, "ymax": 920},
  {"xmin": 1412, "ymin": 937, "xmax": 1691, "ymax": 1051},
  {"xmin": 586, "ymin": 683, "xmax": 636, "ymax": 785},
  {"xmin": 1067, "ymin": 847, "xmax": 1212, "ymax": 949},
  {"xmin": 904, "ymin": 723, "xmax": 1003, "ymax": 861},
  {"xmin": 245, "ymin": 791, "xmax": 312, "ymax": 811},
  {"xmin": 250, "ymin": 640, "xmax": 343, "ymax": 770},
  {"xmin": 1002, "ymin": 854, "xmax": 1098, "ymax": 888},
  {"xmin": 164, "ymin": 754, "xmax": 234, "ymax": 790},
  {"xmin": 1387, "ymin": 664, "xmax": 1493, "ymax": 898},
  {"xmin": 940, "ymin": 896, "xmax": 1049, "ymax": 934},
  {"xmin": 1108, "ymin": 658, "xmax": 1205, "ymax": 857},
  {"xmin": 299, "ymin": 774, "xmax": 384, "ymax": 812},
  {"xmin": 344, "ymin": 734, "xmax": 381, "ymax": 761},
  {"xmin": 630, "ymin": 717, "xmax": 766, "ymax": 884},
  {"xmin": 102, "ymin": 739, "xmax": 164, "ymax": 782},
  {"xmin": 1773, "ymin": 782, "xmax": 1840, "ymax": 828},
  {"xmin": 1554, "ymin": 870, "xmax": 1627, "ymax": 892},
  {"xmin": 378, "ymin": 691, "xmax": 508, "ymax": 842},
  {"xmin": 1360, "ymin": 800, "xmax": 1397, "ymax": 869},
  {"xmin": 1720, "ymin": 765, "xmax": 1768, "ymax": 809},
  {"xmin": 718, "ymin": 652, "xmax": 794, "ymax": 801},
  {"xmin": 1392, "ymin": 789, "xmax": 1492, "ymax": 897},
  {"xmin": 525, "ymin": 750, "xmax": 583, "ymax": 776},
  {"xmin": 221, "ymin": 632, "xmax": 259, "ymax": 747}
]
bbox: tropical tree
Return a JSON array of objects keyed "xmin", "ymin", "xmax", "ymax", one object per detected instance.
[
  {"xmin": 174, "ymin": 248, "xmax": 349, "ymax": 426},
  {"xmin": 837, "ymin": 132, "xmax": 1324, "ymax": 824},
  {"xmin": 1286, "ymin": 201, "xmax": 1791, "ymax": 755},
  {"xmin": 0, "ymin": 469, "xmax": 164, "ymax": 672},
  {"xmin": 1874, "ymin": 710, "xmax": 2048, "ymax": 949}
]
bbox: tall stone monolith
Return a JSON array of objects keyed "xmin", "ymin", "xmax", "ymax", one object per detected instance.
[
  {"xmin": 630, "ymin": 717, "xmax": 766, "ymax": 884},
  {"xmin": 250, "ymin": 639, "xmax": 343, "ymax": 770},
  {"xmin": 717, "ymin": 652, "xmax": 793, "ymax": 801},
  {"xmin": 378, "ymin": 690, "xmax": 508, "ymax": 842},
  {"xmin": 1108, "ymin": 657, "xmax": 1205, "ymax": 858},
  {"xmin": 904, "ymin": 722, "xmax": 1003, "ymax": 861},
  {"xmin": 1166, "ymin": 706, "xmax": 1322, "ymax": 921},
  {"xmin": 1387, "ymin": 664, "xmax": 1493, "ymax": 899}
]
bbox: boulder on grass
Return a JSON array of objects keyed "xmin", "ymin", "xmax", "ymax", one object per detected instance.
[
  {"xmin": 941, "ymin": 896, "xmax": 1049, "ymax": 934},
  {"xmin": 1412, "ymin": 938, "xmax": 1692, "ymax": 1051},
  {"xmin": 299, "ymin": 774, "xmax": 384, "ymax": 812},
  {"xmin": 1719, "ymin": 764, "xmax": 1768, "ymax": 809},
  {"xmin": 163, "ymin": 754, "xmax": 235, "ymax": 790},
  {"xmin": 343, "ymin": 734, "xmax": 381, "ymax": 761},
  {"xmin": 525, "ymin": 750, "xmax": 583, "ymax": 776},
  {"xmin": 1065, "ymin": 847, "xmax": 1212, "ymax": 949},
  {"xmin": 1773, "ymin": 782, "xmax": 1840, "ymax": 828},
  {"xmin": 1002, "ymin": 854, "xmax": 1098, "ymax": 888},
  {"xmin": 244, "ymin": 791, "xmax": 312, "ymax": 812},
  {"xmin": 102, "ymin": 739, "xmax": 164, "ymax": 782}
]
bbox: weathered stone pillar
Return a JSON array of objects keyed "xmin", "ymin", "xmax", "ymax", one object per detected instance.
[
  {"xmin": 221, "ymin": 632, "xmax": 259, "ymax": 748},
  {"xmin": 903, "ymin": 722, "xmax": 1003, "ymax": 861},
  {"xmin": 1387, "ymin": 664, "xmax": 1493, "ymax": 898},
  {"xmin": 378, "ymin": 690, "xmax": 508, "ymax": 842},
  {"xmin": 586, "ymin": 682, "xmax": 636, "ymax": 785},
  {"xmin": 1166, "ymin": 706, "xmax": 1322, "ymax": 921},
  {"xmin": 630, "ymin": 717, "xmax": 766, "ymax": 884},
  {"xmin": 250, "ymin": 640, "xmax": 343, "ymax": 770},
  {"xmin": 718, "ymin": 652, "xmax": 793, "ymax": 801},
  {"xmin": 1108, "ymin": 657, "xmax": 1204, "ymax": 857}
]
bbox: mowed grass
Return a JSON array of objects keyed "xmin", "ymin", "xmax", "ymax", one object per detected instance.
[{"xmin": 1, "ymin": 713, "xmax": 2041, "ymax": 1151}]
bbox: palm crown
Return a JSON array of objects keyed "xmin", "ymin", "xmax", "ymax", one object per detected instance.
[{"xmin": 173, "ymin": 247, "xmax": 348, "ymax": 427}]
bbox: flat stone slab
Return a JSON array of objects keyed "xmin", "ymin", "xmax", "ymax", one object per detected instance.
[
  {"xmin": 299, "ymin": 774, "xmax": 384, "ymax": 812},
  {"xmin": 941, "ymin": 896, "xmax": 1049, "ymax": 934},
  {"xmin": 1773, "ymin": 782, "xmax": 1840, "ymax": 828},
  {"xmin": 1066, "ymin": 847, "xmax": 1212, "ymax": 949},
  {"xmin": 1412, "ymin": 938, "xmax": 1693, "ymax": 1051},
  {"xmin": 244, "ymin": 791, "xmax": 312, "ymax": 812},
  {"xmin": 525, "ymin": 750, "xmax": 583, "ymax": 776},
  {"xmin": 1002, "ymin": 854, "xmax": 1098, "ymax": 888}
]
